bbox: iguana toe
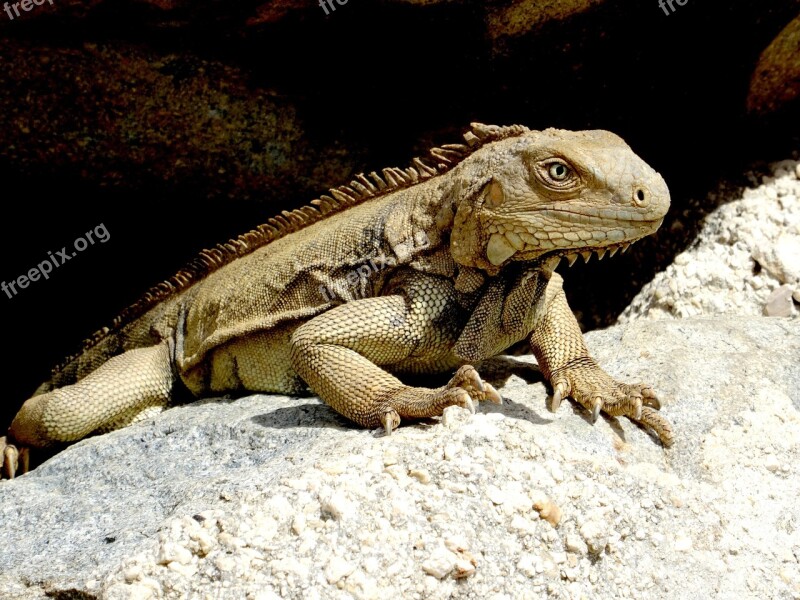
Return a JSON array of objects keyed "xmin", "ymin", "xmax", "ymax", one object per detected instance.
[
  {"xmin": 641, "ymin": 386, "xmax": 661, "ymax": 410},
  {"xmin": 380, "ymin": 365, "xmax": 500, "ymax": 426},
  {"xmin": 432, "ymin": 388, "xmax": 475, "ymax": 415},
  {"xmin": 447, "ymin": 365, "xmax": 502, "ymax": 405},
  {"xmin": 632, "ymin": 396, "xmax": 643, "ymax": 421},
  {"xmin": 639, "ymin": 406, "xmax": 674, "ymax": 447}
]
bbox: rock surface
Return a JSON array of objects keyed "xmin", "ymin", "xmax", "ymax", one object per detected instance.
[
  {"xmin": 0, "ymin": 39, "xmax": 365, "ymax": 204},
  {"xmin": 621, "ymin": 159, "xmax": 800, "ymax": 321},
  {"xmin": 1, "ymin": 317, "xmax": 799, "ymax": 599},
  {"xmin": 748, "ymin": 12, "xmax": 800, "ymax": 116}
]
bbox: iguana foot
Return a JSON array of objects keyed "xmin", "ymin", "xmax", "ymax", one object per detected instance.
[
  {"xmin": 0, "ymin": 436, "xmax": 29, "ymax": 479},
  {"xmin": 381, "ymin": 365, "xmax": 502, "ymax": 434},
  {"xmin": 550, "ymin": 359, "xmax": 674, "ymax": 447}
]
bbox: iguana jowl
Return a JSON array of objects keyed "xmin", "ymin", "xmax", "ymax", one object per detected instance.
[{"xmin": 1, "ymin": 123, "xmax": 673, "ymax": 478}]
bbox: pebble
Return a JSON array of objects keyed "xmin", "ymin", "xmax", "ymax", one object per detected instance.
[
  {"xmin": 383, "ymin": 447, "xmax": 399, "ymax": 467},
  {"xmin": 442, "ymin": 404, "xmax": 472, "ymax": 428},
  {"xmin": 409, "ymin": 468, "xmax": 431, "ymax": 484},
  {"xmin": 157, "ymin": 542, "xmax": 192, "ymax": 566},
  {"xmin": 580, "ymin": 521, "xmax": 608, "ymax": 554},
  {"xmin": 270, "ymin": 558, "xmax": 310, "ymax": 579},
  {"xmin": 422, "ymin": 547, "xmax": 458, "ymax": 579},
  {"xmin": 487, "ymin": 485, "xmax": 507, "ymax": 505},
  {"xmin": 566, "ymin": 534, "xmax": 588, "ymax": 555},
  {"xmin": 764, "ymin": 285, "xmax": 796, "ymax": 317},
  {"xmin": 764, "ymin": 455, "xmax": 781, "ymax": 472},
  {"xmin": 292, "ymin": 514, "xmax": 307, "ymax": 535},
  {"xmin": 324, "ymin": 556, "xmax": 356, "ymax": 584},
  {"xmin": 533, "ymin": 497, "xmax": 562, "ymax": 527}
]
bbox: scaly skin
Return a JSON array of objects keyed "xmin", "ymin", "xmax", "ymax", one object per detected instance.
[{"xmin": 1, "ymin": 123, "xmax": 673, "ymax": 478}]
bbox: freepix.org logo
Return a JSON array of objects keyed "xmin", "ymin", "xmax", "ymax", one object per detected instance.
[
  {"xmin": 3, "ymin": 0, "xmax": 55, "ymax": 21},
  {"xmin": 2, "ymin": 223, "xmax": 110, "ymax": 300}
]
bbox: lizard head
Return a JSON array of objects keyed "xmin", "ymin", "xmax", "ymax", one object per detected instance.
[{"xmin": 450, "ymin": 128, "xmax": 670, "ymax": 274}]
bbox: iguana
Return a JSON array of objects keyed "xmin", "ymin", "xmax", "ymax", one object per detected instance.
[{"xmin": 1, "ymin": 123, "xmax": 673, "ymax": 478}]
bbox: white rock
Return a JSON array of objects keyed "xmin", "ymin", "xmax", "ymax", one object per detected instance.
[
  {"xmin": 580, "ymin": 521, "xmax": 608, "ymax": 554},
  {"xmin": 422, "ymin": 547, "xmax": 458, "ymax": 579},
  {"xmin": 441, "ymin": 404, "xmax": 472, "ymax": 428},
  {"xmin": 270, "ymin": 558, "xmax": 310, "ymax": 579},
  {"xmin": 565, "ymin": 533, "xmax": 588, "ymax": 555},
  {"xmin": 486, "ymin": 485, "xmax": 507, "ymax": 505},
  {"xmin": 325, "ymin": 556, "xmax": 356, "ymax": 584},
  {"xmin": 517, "ymin": 555, "xmax": 538, "ymax": 578},
  {"xmin": 158, "ymin": 542, "xmax": 192, "ymax": 566},
  {"xmin": 622, "ymin": 159, "xmax": 800, "ymax": 321},
  {"xmin": 2, "ymin": 319, "xmax": 800, "ymax": 600},
  {"xmin": 764, "ymin": 285, "xmax": 796, "ymax": 317}
]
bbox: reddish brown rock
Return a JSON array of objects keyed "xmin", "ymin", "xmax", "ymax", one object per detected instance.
[{"xmin": 748, "ymin": 13, "xmax": 800, "ymax": 116}]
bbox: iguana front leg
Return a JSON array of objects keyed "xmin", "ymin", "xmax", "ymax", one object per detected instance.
[
  {"xmin": 529, "ymin": 276, "xmax": 674, "ymax": 447},
  {"xmin": 290, "ymin": 275, "xmax": 501, "ymax": 433}
]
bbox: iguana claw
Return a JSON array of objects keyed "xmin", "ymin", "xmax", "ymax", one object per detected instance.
[
  {"xmin": 483, "ymin": 383, "xmax": 503, "ymax": 405},
  {"xmin": 552, "ymin": 380, "xmax": 569, "ymax": 412},
  {"xmin": 591, "ymin": 397, "xmax": 603, "ymax": 423},
  {"xmin": 642, "ymin": 388, "xmax": 660, "ymax": 410},
  {"xmin": 381, "ymin": 410, "xmax": 401, "ymax": 436},
  {"xmin": 1, "ymin": 436, "xmax": 28, "ymax": 479},
  {"xmin": 632, "ymin": 396, "xmax": 643, "ymax": 421}
]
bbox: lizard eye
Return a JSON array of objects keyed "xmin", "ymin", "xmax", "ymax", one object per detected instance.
[
  {"xmin": 535, "ymin": 158, "xmax": 578, "ymax": 189},
  {"xmin": 549, "ymin": 162, "xmax": 570, "ymax": 180}
]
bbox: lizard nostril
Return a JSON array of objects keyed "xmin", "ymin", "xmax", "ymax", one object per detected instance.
[{"xmin": 634, "ymin": 188, "xmax": 648, "ymax": 207}]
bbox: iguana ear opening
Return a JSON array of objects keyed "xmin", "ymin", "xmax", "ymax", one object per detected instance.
[{"xmin": 486, "ymin": 178, "xmax": 504, "ymax": 207}]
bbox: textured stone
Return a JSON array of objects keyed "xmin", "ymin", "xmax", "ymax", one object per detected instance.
[
  {"xmin": 765, "ymin": 285, "xmax": 796, "ymax": 317},
  {"xmin": 622, "ymin": 159, "xmax": 800, "ymax": 321},
  {"xmin": 748, "ymin": 13, "xmax": 800, "ymax": 115},
  {"xmin": 0, "ymin": 39, "xmax": 364, "ymax": 204}
]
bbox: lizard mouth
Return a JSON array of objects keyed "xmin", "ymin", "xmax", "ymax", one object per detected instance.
[
  {"xmin": 535, "ymin": 237, "xmax": 644, "ymax": 268},
  {"xmin": 487, "ymin": 230, "xmax": 650, "ymax": 268}
]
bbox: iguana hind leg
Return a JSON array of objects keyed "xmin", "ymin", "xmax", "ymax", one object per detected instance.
[
  {"xmin": 3, "ymin": 342, "xmax": 175, "ymax": 477},
  {"xmin": 290, "ymin": 278, "xmax": 500, "ymax": 433}
]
